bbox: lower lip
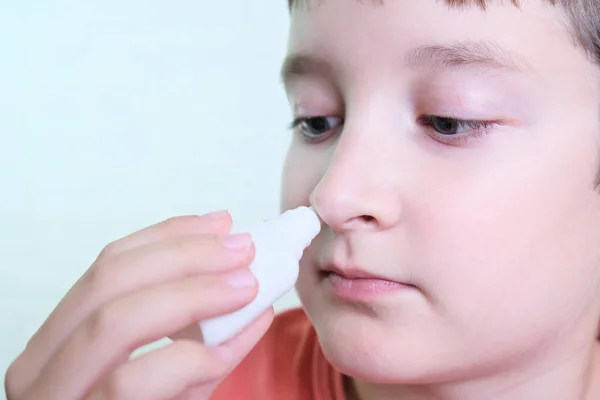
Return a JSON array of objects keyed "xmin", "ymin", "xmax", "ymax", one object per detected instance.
[{"xmin": 324, "ymin": 272, "xmax": 416, "ymax": 301}]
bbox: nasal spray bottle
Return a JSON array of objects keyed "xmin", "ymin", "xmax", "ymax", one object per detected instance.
[{"xmin": 199, "ymin": 206, "xmax": 321, "ymax": 347}]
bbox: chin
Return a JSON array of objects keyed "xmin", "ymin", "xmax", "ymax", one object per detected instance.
[
  {"xmin": 297, "ymin": 277, "xmax": 518, "ymax": 385},
  {"xmin": 306, "ymin": 306, "xmax": 496, "ymax": 386},
  {"xmin": 309, "ymin": 311, "xmax": 441, "ymax": 384}
]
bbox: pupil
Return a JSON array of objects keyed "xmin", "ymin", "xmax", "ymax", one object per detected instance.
[
  {"xmin": 433, "ymin": 117, "xmax": 457, "ymax": 135},
  {"xmin": 308, "ymin": 117, "xmax": 328, "ymax": 133}
]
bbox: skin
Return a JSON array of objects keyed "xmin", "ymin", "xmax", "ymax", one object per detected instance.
[
  {"xmin": 4, "ymin": 211, "xmax": 274, "ymax": 400},
  {"xmin": 280, "ymin": 0, "xmax": 600, "ymax": 399},
  {"xmin": 5, "ymin": 1, "xmax": 600, "ymax": 399}
]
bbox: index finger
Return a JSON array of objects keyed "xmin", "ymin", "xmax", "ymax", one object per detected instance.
[
  {"xmin": 96, "ymin": 210, "xmax": 232, "ymax": 260},
  {"xmin": 9, "ymin": 210, "xmax": 234, "ymax": 397}
]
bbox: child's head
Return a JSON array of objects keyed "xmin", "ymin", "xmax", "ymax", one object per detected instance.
[{"xmin": 279, "ymin": 0, "xmax": 600, "ymax": 394}]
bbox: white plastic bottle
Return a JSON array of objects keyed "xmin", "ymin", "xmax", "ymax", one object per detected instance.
[{"xmin": 199, "ymin": 206, "xmax": 321, "ymax": 347}]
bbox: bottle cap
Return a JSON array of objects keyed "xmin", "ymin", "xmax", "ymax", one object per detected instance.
[{"xmin": 272, "ymin": 206, "xmax": 321, "ymax": 259}]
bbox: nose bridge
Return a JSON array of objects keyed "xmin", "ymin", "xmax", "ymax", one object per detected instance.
[
  {"xmin": 323, "ymin": 127, "xmax": 382, "ymax": 189},
  {"xmin": 322, "ymin": 91, "xmax": 398, "ymax": 187},
  {"xmin": 311, "ymin": 113, "xmax": 402, "ymax": 231}
]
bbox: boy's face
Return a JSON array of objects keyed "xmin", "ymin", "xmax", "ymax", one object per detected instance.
[{"xmin": 280, "ymin": 0, "xmax": 600, "ymax": 383}]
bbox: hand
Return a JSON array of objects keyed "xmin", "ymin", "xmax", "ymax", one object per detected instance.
[{"xmin": 5, "ymin": 211, "xmax": 274, "ymax": 400}]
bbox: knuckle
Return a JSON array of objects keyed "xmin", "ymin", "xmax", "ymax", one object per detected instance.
[
  {"xmin": 85, "ymin": 259, "xmax": 112, "ymax": 294},
  {"xmin": 85, "ymin": 303, "xmax": 122, "ymax": 345},
  {"xmin": 4, "ymin": 354, "xmax": 42, "ymax": 400},
  {"xmin": 173, "ymin": 235, "xmax": 212, "ymax": 260},
  {"xmin": 172, "ymin": 340, "xmax": 225, "ymax": 380},
  {"xmin": 4, "ymin": 358, "xmax": 23, "ymax": 399},
  {"xmin": 97, "ymin": 240, "xmax": 120, "ymax": 260},
  {"xmin": 159, "ymin": 215, "xmax": 204, "ymax": 233},
  {"xmin": 173, "ymin": 339, "xmax": 208, "ymax": 361},
  {"xmin": 102, "ymin": 369, "xmax": 135, "ymax": 400}
]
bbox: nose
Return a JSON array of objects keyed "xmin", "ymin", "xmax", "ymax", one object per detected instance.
[{"xmin": 310, "ymin": 128, "xmax": 402, "ymax": 233}]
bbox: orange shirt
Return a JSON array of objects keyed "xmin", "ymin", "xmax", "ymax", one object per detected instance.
[
  {"xmin": 214, "ymin": 308, "xmax": 600, "ymax": 399},
  {"xmin": 212, "ymin": 308, "xmax": 346, "ymax": 400}
]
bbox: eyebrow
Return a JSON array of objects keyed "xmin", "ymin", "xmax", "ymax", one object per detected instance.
[
  {"xmin": 404, "ymin": 41, "xmax": 530, "ymax": 72},
  {"xmin": 280, "ymin": 41, "xmax": 530, "ymax": 85},
  {"xmin": 280, "ymin": 54, "xmax": 333, "ymax": 85}
]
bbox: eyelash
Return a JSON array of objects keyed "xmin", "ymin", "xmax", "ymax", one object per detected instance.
[
  {"xmin": 289, "ymin": 116, "xmax": 343, "ymax": 143},
  {"xmin": 417, "ymin": 115, "xmax": 497, "ymax": 146},
  {"xmin": 289, "ymin": 115, "xmax": 498, "ymax": 146}
]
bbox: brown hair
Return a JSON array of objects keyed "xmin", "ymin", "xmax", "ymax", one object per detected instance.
[{"xmin": 288, "ymin": 0, "xmax": 600, "ymax": 65}]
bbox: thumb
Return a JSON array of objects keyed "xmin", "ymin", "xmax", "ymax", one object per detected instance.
[{"xmin": 176, "ymin": 308, "xmax": 274, "ymax": 399}]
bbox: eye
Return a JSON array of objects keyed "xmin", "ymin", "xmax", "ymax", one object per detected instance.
[
  {"xmin": 430, "ymin": 116, "xmax": 461, "ymax": 135},
  {"xmin": 419, "ymin": 115, "xmax": 496, "ymax": 145},
  {"xmin": 421, "ymin": 115, "xmax": 492, "ymax": 135},
  {"xmin": 290, "ymin": 116, "xmax": 343, "ymax": 142}
]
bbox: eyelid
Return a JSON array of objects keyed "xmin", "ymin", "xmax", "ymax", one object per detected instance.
[
  {"xmin": 290, "ymin": 114, "xmax": 499, "ymax": 146},
  {"xmin": 424, "ymin": 116, "xmax": 499, "ymax": 146},
  {"xmin": 289, "ymin": 117, "xmax": 306, "ymax": 129},
  {"xmin": 289, "ymin": 115, "xmax": 343, "ymax": 128},
  {"xmin": 289, "ymin": 115, "xmax": 343, "ymax": 143},
  {"xmin": 419, "ymin": 115, "xmax": 495, "ymax": 130}
]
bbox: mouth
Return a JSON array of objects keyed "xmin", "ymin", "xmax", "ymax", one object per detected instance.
[{"xmin": 320, "ymin": 266, "xmax": 419, "ymax": 301}]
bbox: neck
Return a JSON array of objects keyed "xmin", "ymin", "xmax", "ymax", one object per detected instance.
[{"xmin": 348, "ymin": 342, "xmax": 600, "ymax": 400}]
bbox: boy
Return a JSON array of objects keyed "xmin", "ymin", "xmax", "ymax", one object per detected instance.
[{"xmin": 6, "ymin": 0, "xmax": 600, "ymax": 399}]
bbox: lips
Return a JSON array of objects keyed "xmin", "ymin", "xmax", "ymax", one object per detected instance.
[
  {"xmin": 319, "ymin": 264, "xmax": 418, "ymax": 301},
  {"xmin": 321, "ymin": 265, "xmax": 410, "ymax": 285}
]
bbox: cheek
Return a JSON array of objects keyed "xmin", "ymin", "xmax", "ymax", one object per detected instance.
[
  {"xmin": 279, "ymin": 141, "xmax": 326, "ymax": 211},
  {"xmin": 416, "ymin": 132, "xmax": 600, "ymax": 339},
  {"xmin": 280, "ymin": 142, "xmax": 331, "ymax": 305}
]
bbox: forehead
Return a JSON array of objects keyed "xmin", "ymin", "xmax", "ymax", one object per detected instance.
[
  {"xmin": 290, "ymin": 0, "xmax": 519, "ymax": 9},
  {"xmin": 283, "ymin": 0, "xmax": 586, "ymax": 84}
]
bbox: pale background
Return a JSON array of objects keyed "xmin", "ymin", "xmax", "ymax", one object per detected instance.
[{"xmin": 0, "ymin": 2, "xmax": 300, "ymax": 397}]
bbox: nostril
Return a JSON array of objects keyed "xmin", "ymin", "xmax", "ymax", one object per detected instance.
[{"xmin": 342, "ymin": 215, "xmax": 377, "ymax": 230}]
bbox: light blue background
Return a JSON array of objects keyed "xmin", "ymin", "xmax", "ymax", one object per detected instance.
[{"xmin": 0, "ymin": 2, "xmax": 299, "ymax": 396}]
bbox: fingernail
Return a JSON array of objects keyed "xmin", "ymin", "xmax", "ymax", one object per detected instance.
[
  {"xmin": 219, "ymin": 233, "xmax": 252, "ymax": 251},
  {"xmin": 203, "ymin": 209, "xmax": 229, "ymax": 220},
  {"xmin": 210, "ymin": 345, "xmax": 233, "ymax": 364},
  {"xmin": 223, "ymin": 268, "xmax": 256, "ymax": 288}
]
